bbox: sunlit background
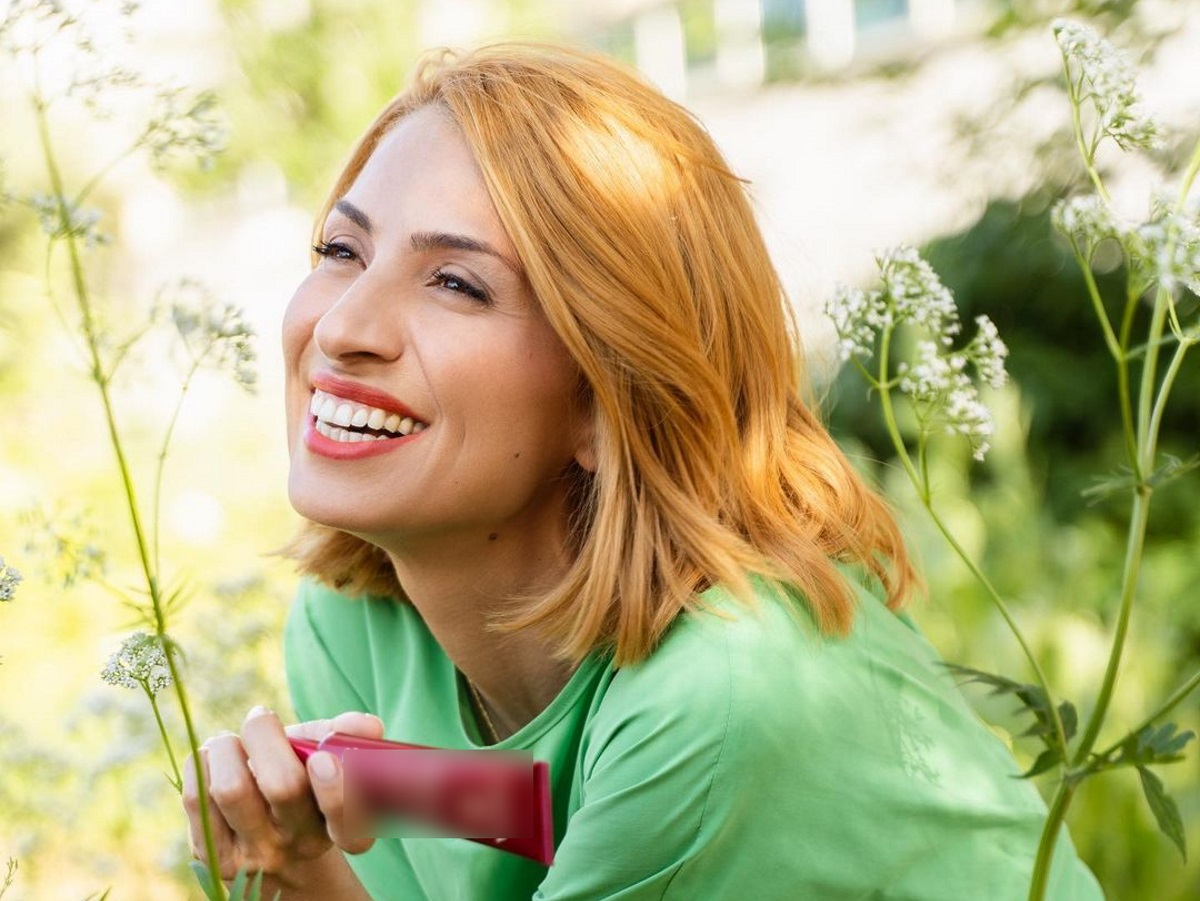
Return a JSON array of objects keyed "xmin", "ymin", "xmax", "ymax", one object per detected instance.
[{"xmin": 1, "ymin": 0, "xmax": 1198, "ymax": 898}]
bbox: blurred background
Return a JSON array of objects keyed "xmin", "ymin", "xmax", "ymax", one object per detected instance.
[{"xmin": 1, "ymin": 0, "xmax": 1197, "ymax": 897}]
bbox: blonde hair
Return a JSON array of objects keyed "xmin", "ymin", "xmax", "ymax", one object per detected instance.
[{"xmin": 287, "ymin": 43, "xmax": 916, "ymax": 665}]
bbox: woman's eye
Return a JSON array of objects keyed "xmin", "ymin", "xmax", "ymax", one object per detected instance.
[
  {"xmin": 312, "ymin": 240, "xmax": 358, "ymax": 261},
  {"xmin": 431, "ymin": 268, "xmax": 490, "ymax": 304}
]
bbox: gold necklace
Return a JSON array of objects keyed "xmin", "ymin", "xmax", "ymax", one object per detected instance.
[{"xmin": 466, "ymin": 677, "xmax": 501, "ymax": 745}]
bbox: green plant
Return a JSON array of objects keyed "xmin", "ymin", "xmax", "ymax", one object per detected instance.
[
  {"xmin": 0, "ymin": 2, "xmax": 267, "ymax": 898},
  {"xmin": 826, "ymin": 18, "xmax": 1198, "ymax": 900}
]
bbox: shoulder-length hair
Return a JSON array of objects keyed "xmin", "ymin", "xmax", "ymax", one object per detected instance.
[{"xmin": 285, "ymin": 42, "xmax": 917, "ymax": 665}]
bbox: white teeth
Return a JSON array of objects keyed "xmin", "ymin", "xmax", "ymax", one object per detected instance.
[{"xmin": 309, "ymin": 388, "xmax": 428, "ymax": 441}]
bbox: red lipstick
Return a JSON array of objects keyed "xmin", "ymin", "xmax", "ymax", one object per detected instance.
[{"xmin": 311, "ymin": 371, "xmax": 422, "ymax": 420}]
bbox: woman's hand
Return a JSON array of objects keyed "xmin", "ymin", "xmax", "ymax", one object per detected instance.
[{"xmin": 182, "ymin": 706, "xmax": 384, "ymax": 892}]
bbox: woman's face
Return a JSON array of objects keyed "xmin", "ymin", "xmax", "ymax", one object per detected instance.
[{"xmin": 283, "ymin": 106, "xmax": 591, "ymax": 552}]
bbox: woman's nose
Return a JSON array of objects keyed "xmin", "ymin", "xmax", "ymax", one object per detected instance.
[{"xmin": 312, "ymin": 273, "xmax": 404, "ymax": 363}]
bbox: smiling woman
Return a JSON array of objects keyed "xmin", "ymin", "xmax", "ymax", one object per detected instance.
[{"xmin": 181, "ymin": 43, "xmax": 1104, "ymax": 900}]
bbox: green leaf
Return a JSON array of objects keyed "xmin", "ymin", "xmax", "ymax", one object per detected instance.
[
  {"xmin": 1117, "ymin": 722, "xmax": 1196, "ymax": 768},
  {"xmin": 188, "ymin": 861, "xmax": 222, "ymax": 900},
  {"xmin": 1137, "ymin": 766, "xmax": 1187, "ymax": 861},
  {"xmin": 1020, "ymin": 748, "xmax": 1063, "ymax": 779},
  {"xmin": 943, "ymin": 663, "xmax": 1073, "ymax": 760}
]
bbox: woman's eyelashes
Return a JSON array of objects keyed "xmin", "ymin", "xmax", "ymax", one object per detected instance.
[
  {"xmin": 312, "ymin": 240, "xmax": 358, "ymax": 261},
  {"xmin": 313, "ymin": 238, "xmax": 491, "ymax": 305},
  {"xmin": 429, "ymin": 268, "xmax": 490, "ymax": 304}
]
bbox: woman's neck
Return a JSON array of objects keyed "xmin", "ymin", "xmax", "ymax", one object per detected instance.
[{"xmin": 383, "ymin": 529, "xmax": 576, "ymax": 739}]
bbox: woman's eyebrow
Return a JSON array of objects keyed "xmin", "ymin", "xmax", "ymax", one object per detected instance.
[
  {"xmin": 410, "ymin": 230, "xmax": 520, "ymax": 275},
  {"xmin": 334, "ymin": 199, "xmax": 372, "ymax": 233}
]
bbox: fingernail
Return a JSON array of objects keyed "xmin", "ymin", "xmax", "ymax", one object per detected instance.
[
  {"xmin": 245, "ymin": 705, "xmax": 272, "ymax": 721},
  {"xmin": 310, "ymin": 751, "xmax": 337, "ymax": 783}
]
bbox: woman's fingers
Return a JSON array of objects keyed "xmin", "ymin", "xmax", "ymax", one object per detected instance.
[
  {"xmin": 284, "ymin": 710, "xmax": 385, "ymax": 743},
  {"xmin": 181, "ymin": 745, "xmax": 236, "ymax": 876},
  {"xmin": 308, "ymin": 750, "xmax": 376, "ymax": 855},
  {"xmin": 205, "ymin": 731, "xmax": 287, "ymax": 875},
  {"xmin": 240, "ymin": 706, "xmax": 331, "ymax": 860}
]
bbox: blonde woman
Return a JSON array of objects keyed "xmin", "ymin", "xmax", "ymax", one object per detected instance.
[{"xmin": 183, "ymin": 44, "xmax": 1103, "ymax": 900}]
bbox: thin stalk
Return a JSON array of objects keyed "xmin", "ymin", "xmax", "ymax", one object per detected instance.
[
  {"xmin": 875, "ymin": 327, "xmax": 1067, "ymax": 758},
  {"xmin": 1093, "ymin": 669, "xmax": 1200, "ymax": 762},
  {"xmin": 1115, "ymin": 281, "xmax": 1140, "ymax": 471},
  {"xmin": 1064, "ymin": 68, "xmax": 1111, "ymax": 204},
  {"xmin": 31, "ymin": 81, "xmax": 227, "ymax": 900},
  {"xmin": 154, "ymin": 356, "xmax": 204, "ymax": 576},
  {"xmin": 145, "ymin": 687, "xmax": 183, "ymax": 791},
  {"xmin": 1145, "ymin": 339, "xmax": 1192, "ymax": 462},
  {"xmin": 1072, "ymin": 244, "xmax": 1122, "ymax": 361},
  {"xmin": 1028, "ymin": 779, "xmax": 1078, "ymax": 901},
  {"xmin": 1073, "ymin": 291, "xmax": 1170, "ymax": 763}
]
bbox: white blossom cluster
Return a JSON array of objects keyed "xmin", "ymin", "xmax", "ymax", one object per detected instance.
[
  {"xmin": 1051, "ymin": 194, "xmax": 1124, "ymax": 249},
  {"xmin": 165, "ymin": 280, "xmax": 258, "ymax": 391},
  {"xmin": 1053, "ymin": 194, "xmax": 1200, "ymax": 299},
  {"xmin": 27, "ymin": 193, "xmax": 109, "ymax": 247},
  {"xmin": 1053, "ymin": 19, "xmax": 1158, "ymax": 151},
  {"xmin": 0, "ymin": 555, "xmax": 22, "ymax": 602},
  {"xmin": 144, "ymin": 88, "xmax": 226, "ymax": 172},
  {"xmin": 1129, "ymin": 210, "xmax": 1200, "ymax": 298},
  {"xmin": 100, "ymin": 631, "xmax": 173, "ymax": 695},
  {"xmin": 827, "ymin": 246, "xmax": 1009, "ymax": 461},
  {"xmin": 897, "ymin": 315, "xmax": 1009, "ymax": 461},
  {"xmin": 825, "ymin": 246, "xmax": 959, "ymax": 361}
]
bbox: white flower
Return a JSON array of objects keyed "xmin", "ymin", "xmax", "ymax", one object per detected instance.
[
  {"xmin": 897, "ymin": 316, "xmax": 1007, "ymax": 462},
  {"xmin": 967, "ymin": 315, "xmax": 1009, "ymax": 390},
  {"xmin": 100, "ymin": 631, "xmax": 173, "ymax": 695},
  {"xmin": 1051, "ymin": 195, "xmax": 1125, "ymax": 248},
  {"xmin": 0, "ymin": 556, "xmax": 22, "ymax": 602},
  {"xmin": 1128, "ymin": 211, "xmax": 1200, "ymax": 297},
  {"xmin": 27, "ymin": 193, "xmax": 109, "ymax": 247},
  {"xmin": 825, "ymin": 283, "xmax": 890, "ymax": 360},
  {"xmin": 878, "ymin": 246, "xmax": 960, "ymax": 341},
  {"xmin": 1053, "ymin": 19, "xmax": 1159, "ymax": 151},
  {"xmin": 161, "ymin": 280, "xmax": 258, "ymax": 391}
]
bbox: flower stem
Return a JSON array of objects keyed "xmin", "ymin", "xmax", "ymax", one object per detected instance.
[
  {"xmin": 145, "ymin": 686, "xmax": 183, "ymax": 791},
  {"xmin": 1028, "ymin": 778, "xmax": 1078, "ymax": 901},
  {"xmin": 1093, "ymin": 668, "xmax": 1200, "ymax": 763},
  {"xmin": 30, "ymin": 74, "xmax": 228, "ymax": 901},
  {"xmin": 875, "ymin": 326, "xmax": 1068, "ymax": 759}
]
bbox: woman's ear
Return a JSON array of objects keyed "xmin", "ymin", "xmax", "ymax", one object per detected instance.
[{"xmin": 571, "ymin": 398, "xmax": 598, "ymax": 474}]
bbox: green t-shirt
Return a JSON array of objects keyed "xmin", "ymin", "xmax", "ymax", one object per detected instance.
[{"xmin": 284, "ymin": 575, "xmax": 1104, "ymax": 900}]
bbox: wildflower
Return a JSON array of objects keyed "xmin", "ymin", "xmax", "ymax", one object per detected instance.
[
  {"xmin": 100, "ymin": 631, "xmax": 173, "ymax": 695},
  {"xmin": 1051, "ymin": 195, "xmax": 1125, "ymax": 249},
  {"xmin": 162, "ymin": 280, "xmax": 258, "ymax": 391},
  {"xmin": 825, "ymin": 283, "xmax": 889, "ymax": 360},
  {"xmin": 144, "ymin": 88, "xmax": 226, "ymax": 171},
  {"xmin": 0, "ymin": 556, "xmax": 22, "ymax": 602},
  {"xmin": 824, "ymin": 245, "xmax": 961, "ymax": 361},
  {"xmin": 829, "ymin": 245, "xmax": 1008, "ymax": 462},
  {"xmin": 1053, "ymin": 19, "xmax": 1158, "ymax": 151},
  {"xmin": 1127, "ymin": 210, "xmax": 1200, "ymax": 298},
  {"xmin": 26, "ymin": 193, "xmax": 109, "ymax": 247},
  {"xmin": 967, "ymin": 315, "xmax": 1010, "ymax": 390},
  {"xmin": 877, "ymin": 246, "xmax": 960, "ymax": 341}
]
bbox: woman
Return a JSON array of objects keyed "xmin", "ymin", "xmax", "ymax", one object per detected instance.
[{"xmin": 183, "ymin": 43, "xmax": 1103, "ymax": 899}]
